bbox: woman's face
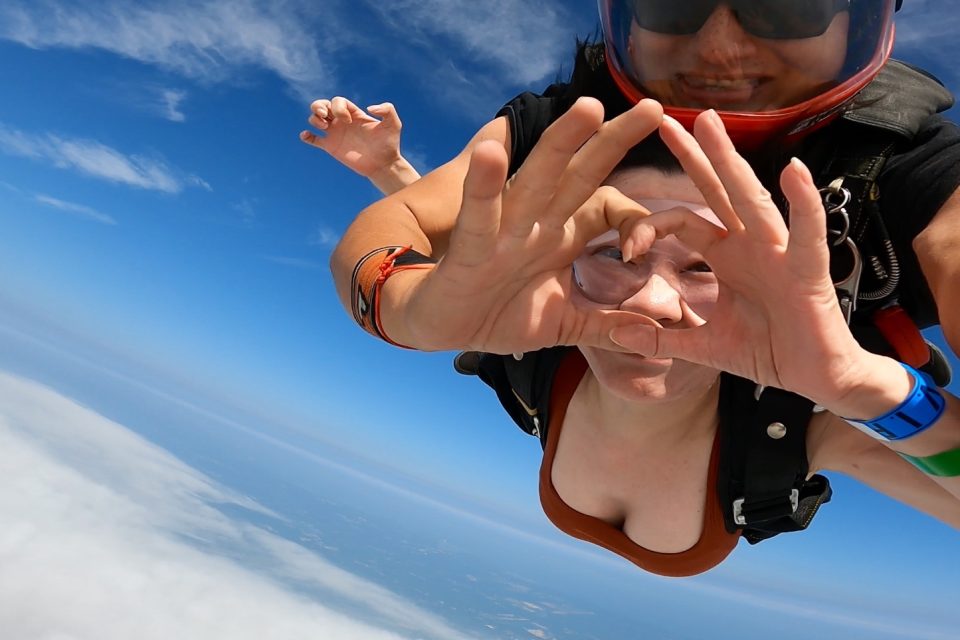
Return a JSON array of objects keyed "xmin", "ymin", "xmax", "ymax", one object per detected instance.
[
  {"xmin": 628, "ymin": 4, "xmax": 849, "ymax": 111},
  {"xmin": 578, "ymin": 169, "xmax": 722, "ymax": 402}
]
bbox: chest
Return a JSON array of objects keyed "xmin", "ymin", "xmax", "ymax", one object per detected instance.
[{"xmin": 550, "ymin": 413, "xmax": 715, "ymax": 554}]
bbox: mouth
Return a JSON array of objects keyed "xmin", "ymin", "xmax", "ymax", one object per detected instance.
[
  {"xmin": 676, "ymin": 74, "xmax": 768, "ymax": 108},
  {"xmin": 619, "ymin": 352, "xmax": 673, "ymax": 368}
]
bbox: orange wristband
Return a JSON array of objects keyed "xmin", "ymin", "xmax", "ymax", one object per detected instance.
[{"xmin": 349, "ymin": 246, "xmax": 435, "ymax": 348}]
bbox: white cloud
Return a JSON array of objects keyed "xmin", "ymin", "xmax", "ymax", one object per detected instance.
[
  {"xmin": 0, "ymin": 0, "xmax": 569, "ymax": 113},
  {"xmin": 0, "ymin": 370, "xmax": 469, "ymax": 640},
  {"xmin": 310, "ymin": 225, "xmax": 341, "ymax": 247},
  {"xmin": 0, "ymin": 123, "xmax": 202, "ymax": 193},
  {"xmin": 894, "ymin": 1, "xmax": 960, "ymax": 90},
  {"xmin": 0, "ymin": 0, "xmax": 337, "ymax": 102},
  {"xmin": 34, "ymin": 194, "xmax": 118, "ymax": 225},
  {"xmin": 160, "ymin": 88, "xmax": 187, "ymax": 122},
  {"xmin": 364, "ymin": 0, "xmax": 571, "ymax": 86}
]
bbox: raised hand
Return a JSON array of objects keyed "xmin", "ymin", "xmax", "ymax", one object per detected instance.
[
  {"xmin": 380, "ymin": 98, "xmax": 666, "ymax": 355},
  {"xmin": 300, "ymin": 97, "xmax": 413, "ymax": 188},
  {"xmin": 609, "ymin": 110, "xmax": 881, "ymax": 409}
]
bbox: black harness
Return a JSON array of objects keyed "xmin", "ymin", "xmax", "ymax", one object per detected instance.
[{"xmin": 456, "ymin": 60, "xmax": 954, "ymax": 543}]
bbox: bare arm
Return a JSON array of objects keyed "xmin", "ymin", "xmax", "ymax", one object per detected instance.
[
  {"xmin": 328, "ymin": 98, "xmax": 667, "ymax": 354},
  {"xmin": 914, "ymin": 187, "xmax": 960, "ymax": 356},
  {"xmin": 808, "ymin": 412, "xmax": 960, "ymax": 530},
  {"xmin": 328, "ymin": 114, "xmax": 511, "ymax": 309}
]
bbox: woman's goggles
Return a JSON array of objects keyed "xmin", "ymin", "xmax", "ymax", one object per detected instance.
[{"xmin": 631, "ymin": 0, "xmax": 850, "ymax": 40}]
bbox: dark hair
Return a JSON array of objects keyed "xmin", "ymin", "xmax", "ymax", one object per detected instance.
[{"xmin": 558, "ymin": 40, "xmax": 684, "ymax": 175}]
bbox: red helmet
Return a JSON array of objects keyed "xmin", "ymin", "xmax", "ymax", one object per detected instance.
[{"xmin": 599, "ymin": 0, "xmax": 900, "ymax": 149}]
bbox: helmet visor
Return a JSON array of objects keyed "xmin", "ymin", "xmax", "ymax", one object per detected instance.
[{"xmin": 600, "ymin": 0, "xmax": 897, "ymax": 113}]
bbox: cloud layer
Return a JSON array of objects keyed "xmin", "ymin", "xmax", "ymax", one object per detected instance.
[
  {"xmin": 0, "ymin": 0, "xmax": 570, "ymax": 107},
  {"xmin": 0, "ymin": 371, "xmax": 467, "ymax": 640},
  {"xmin": 0, "ymin": 123, "xmax": 203, "ymax": 193},
  {"xmin": 0, "ymin": 0, "xmax": 336, "ymax": 102}
]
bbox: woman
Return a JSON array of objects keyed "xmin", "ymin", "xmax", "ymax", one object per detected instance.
[
  {"xmin": 531, "ymin": 117, "xmax": 960, "ymax": 575},
  {"xmin": 314, "ymin": 99, "xmax": 960, "ymax": 574},
  {"xmin": 310, "ymin": 1, "xmax": 960, "ymax": 572}
]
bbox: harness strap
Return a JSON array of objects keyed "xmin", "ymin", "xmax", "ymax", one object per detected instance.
[{"xmin": 718, "ymin": 376, "xmax": 831, "ymax": 543}]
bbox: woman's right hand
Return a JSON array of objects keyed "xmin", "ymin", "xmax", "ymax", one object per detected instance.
[{"xmin": 377, "ymin": 98, "xmax": 666, "ymax": 354}]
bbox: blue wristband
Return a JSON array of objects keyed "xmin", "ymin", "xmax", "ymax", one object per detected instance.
[{"xmin": 843, "ymin": 363, "xmax": 946, "ymax": 441}]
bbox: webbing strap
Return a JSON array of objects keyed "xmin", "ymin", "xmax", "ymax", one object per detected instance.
[{"xmin": 741, "ymin": 388, "xmax": 815, "ymax": 517}]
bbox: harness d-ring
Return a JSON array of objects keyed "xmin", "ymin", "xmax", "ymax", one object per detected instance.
[{"xmin": 819, "ymin": 178, "xmax": 852, "ymax": 247}]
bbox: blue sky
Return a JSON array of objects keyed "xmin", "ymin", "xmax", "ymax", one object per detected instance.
[{"xmin": 1, "ymin": 1, "xmax": 959, "ymax": 638}]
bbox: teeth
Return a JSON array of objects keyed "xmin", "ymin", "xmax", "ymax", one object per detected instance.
[{"xmin": 685, "ymin": 77, "xmax": 758, "ymax": 90}]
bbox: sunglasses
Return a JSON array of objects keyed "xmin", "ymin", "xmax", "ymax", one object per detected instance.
[{"xmin": 631, "ymin": 0, "xmax": 850, "ymax": 40}]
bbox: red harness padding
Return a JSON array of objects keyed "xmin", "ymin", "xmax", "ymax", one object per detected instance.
[{"xmin": 872, "ymin": 305, "xmax": 930, "ymax": 368}]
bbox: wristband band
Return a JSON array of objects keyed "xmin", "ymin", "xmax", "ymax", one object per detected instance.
[
  {"xmin": 843, "ymin": 363, "xmax": 945, "ymax": 441},
  {"xmin": 900, "ymin": 446, "xmax": 960, "ymax": 477},
  {"xmin": 349, "ymin": 246, "xmax": 435, "ymax": 348}
]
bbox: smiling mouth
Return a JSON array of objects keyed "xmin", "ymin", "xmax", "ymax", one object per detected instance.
[{"xmin": 676, "ymin": 74, "xmax": 768, "ymax": 107}]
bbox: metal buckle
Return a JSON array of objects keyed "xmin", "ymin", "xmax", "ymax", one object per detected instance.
[
  {"xmin": 820, "ymin": 178, "xmax": 852, "ymax": 246},
  {"xmin": 732, "ymin": 489, "xmax": 800, "ymax": 526},
  {"xmin": 833, "ymin": 236, "xmax": 863, "ymax": 326}
]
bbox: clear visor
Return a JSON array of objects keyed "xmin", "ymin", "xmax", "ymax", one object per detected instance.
[{"xmin": 600, "ymin": 0, "xmax": 896, "ymax": 113}]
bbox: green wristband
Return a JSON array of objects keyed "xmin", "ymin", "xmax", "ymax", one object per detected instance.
[{"xmin": 900, "ymin": 446, "xmax": 960, "ymax": 477}]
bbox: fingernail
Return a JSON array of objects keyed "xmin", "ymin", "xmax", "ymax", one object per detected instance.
[
  {"xmin": 790, "ymin": 156, "xmax": 808, "ymax": 173},
  {"xmin": 662, "ymin": 114, "xmax": 681, "ymax": 130},
  {"xmin": 621, "ymin": 238, "xmax": 634, "ymax": 262}
]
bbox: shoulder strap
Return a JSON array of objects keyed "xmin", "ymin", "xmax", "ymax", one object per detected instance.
[
  {"xmin": 718, "ymin": 375, "xmax": 832, "ymax": 544},
  {"xmin": 454, "ymin": 348, "xmax": 570, "ymax": 446}
]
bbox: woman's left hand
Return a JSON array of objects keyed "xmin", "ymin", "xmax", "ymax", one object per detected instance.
[{"xmin": 609, "ymin": 110, "xmax": 890, "ymax": 411}]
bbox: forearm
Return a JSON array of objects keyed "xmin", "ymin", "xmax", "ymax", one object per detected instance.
[
  {"xmin": 368, "ymin": 156, "xmax": 422, "ymax": 196},
  {"xmin": 914, "ymin": 187, "xmax": 960, "ymax": 356},
  {"xmin": 817, "ymin": 352, "xmax": 960, "ymax": 502}
]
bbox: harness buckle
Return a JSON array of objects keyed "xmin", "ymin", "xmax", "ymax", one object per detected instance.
[
  {"xmin": 732, "ymin": 489, "xmax": 799, "ymax": 526},
  {"xmin": 833, "ymin": 236, "xmax": 863, "ymax": 326}
]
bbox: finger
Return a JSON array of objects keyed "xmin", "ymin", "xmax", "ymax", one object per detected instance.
[
  {"xmin": 299, "ymin": 130, "xmax": 328, "ymax": 150},
  {"xmin": 659, "ymin": 114, "xmax": 743, "ymax": 232},
  {"xmin": 609, "ymin": 322, "xmax": 713, "ymax": 363},
  {"xmin": 498, "ymin": 97, "xmax": 605, "ymax": 236},
  {"xmin": 692, "ymin": 111, "xmax": 787, "ymax": 241},
  {"xmin": 567, "ymin": 309, "xmax": 663, "ymax": 352},
  {"xmin": 307, "ymin": 113, "xmax": 330, "ymax": 131},
  {"xmin": 368, "ymin": 102, "xmax": 402, "ymax": 130},
  {"xmin": 619, "ymin": 208, "xmax": 727, "ymax": 261},
  {"xmin": 782, "ymin": 157, "xmax": 831, "ymax": 280},
  {"xmin": 445, "ymin": 140, "xmax": 509, "ymax": 268},
  {"xmin": 567, "ymin": 185, "xmax": 652, "ymax": 250},
  {"xmin": 310, "ymin": 99, "xmax": 332, "ymax": 120},
  {"xmin": 543, "ymin": 99, "xmax": 663, "ymax": 228},
  {"xmin": 330, "ymin": 96, "xmax": 354, "ymax": 124}
]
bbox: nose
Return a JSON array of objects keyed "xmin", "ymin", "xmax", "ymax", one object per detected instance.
[
  {"xmin": 619, "ymin": 272, "xmax": 684, "ymax": 325},
  {"xmin": 693, "ymin": 5, "xmax": 758, "ymax": 67}
]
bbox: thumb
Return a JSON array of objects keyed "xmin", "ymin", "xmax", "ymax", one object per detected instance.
[
  {"xmin": 575, "ymin": 311, "xmax": 660, "ymax": 352},
  {"xmin": 609, "ymin": 323, "xmax": 660, "ymax": 356},
  {"xmin": 609, "ymin": 324, "xmax": 708, "ymax": 362},
  {"xmin": 368, "ymin": 102, "xmax": 402, "ymax": 129}
]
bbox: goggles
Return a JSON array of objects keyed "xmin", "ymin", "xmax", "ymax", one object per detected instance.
[
  {"xmin": 631, "ymin": 0, "xmax": 850, "ymax": 40},
  {"xmin": 573, "ymin": 200, "xmax": 718, "ymax": 308}
]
